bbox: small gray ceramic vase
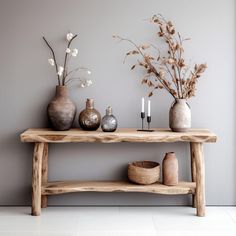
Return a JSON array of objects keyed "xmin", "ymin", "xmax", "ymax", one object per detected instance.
[
  {"xmin": 101, "ymin": 106, "xmax": 118, "ymax": 132},
  {"xmin": 169, "ymin": 98, "xmax": 191, "ymax": 132}
]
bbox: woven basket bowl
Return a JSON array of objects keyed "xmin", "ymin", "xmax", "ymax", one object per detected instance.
[{"xmin": 128, "ymin": 161, "xmax": 160, "ymax": 185}]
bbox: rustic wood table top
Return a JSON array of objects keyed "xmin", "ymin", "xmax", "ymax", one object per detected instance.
[
  {"xmin": 20, "ymin": 128, "xmax": 217, "ymax": 143},
  {"xmin": 20, "ymin": 128, "xmax": 217, "ymax": 216}
]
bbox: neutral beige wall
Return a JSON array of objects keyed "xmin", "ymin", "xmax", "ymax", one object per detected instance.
[{"xmin": 0, "ymin": 0, "xmax": 235, "ymax": 205}]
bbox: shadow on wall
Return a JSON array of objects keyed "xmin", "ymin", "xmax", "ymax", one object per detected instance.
[{"xmin": 0, "ymin": 131, "xmax": 33, "ymax": 205}]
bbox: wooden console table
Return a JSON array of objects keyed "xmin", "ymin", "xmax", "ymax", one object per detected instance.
[{"xmin": 20, "ymin": 128, "xmax": 217, "ymax": 216}]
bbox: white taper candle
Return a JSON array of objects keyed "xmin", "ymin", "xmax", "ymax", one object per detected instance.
[
  {"xmin": 141, "ymin": 97, "xmax": 144, "ymax": 113},
  {"xmin": 148, "ymin": 100, "xmax": 151, "ymax": 116}
]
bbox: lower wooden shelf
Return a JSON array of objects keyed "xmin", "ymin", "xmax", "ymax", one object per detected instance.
[{"xmin": 42, "ymin": 181, "xmax": 196, "ymax": 195}]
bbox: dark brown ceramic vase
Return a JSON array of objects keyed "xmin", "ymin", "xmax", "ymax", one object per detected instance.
[
  {"xmin": 162, "ymin": 152, "xmax": 178, "ymax": 186},
  {"xmin": 79, "ymin": 98, "xmax": 101, "ymax": 131},
  {"xmin": 47, "ymin": 86, "xmax": 76, "ymax": 131}
]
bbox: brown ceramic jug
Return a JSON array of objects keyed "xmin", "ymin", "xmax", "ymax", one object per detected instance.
[
  {"xmin": 162, "ymin": 152, "xmax": 178, "ymax": 186},
  {"xmin": 47, "ymin": 86, "xmax": 76, "ymax": 131}
]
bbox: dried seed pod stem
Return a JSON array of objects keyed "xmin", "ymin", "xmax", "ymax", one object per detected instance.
[{"xmin": 114, "ymin": 15, "xmax": 207, "ymax": 99}]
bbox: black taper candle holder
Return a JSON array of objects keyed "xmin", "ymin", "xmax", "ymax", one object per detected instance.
[
  {"xmin": 147, "ymin": 116, "xmax": 151, "ymax": 130},
  {"xmin": 137, "ymin": 112, "xmax": 145, "ymax": 131},
  {"xmin": 137, "ymin": 113, "xmax": 154, "ymax": 132},
  {"xmin": 141, "ymin": 112, "xmax": 145, "ymax": 130}
]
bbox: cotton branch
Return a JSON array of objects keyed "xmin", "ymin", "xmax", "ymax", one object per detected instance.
[{"xmin": 62, "ymin": 34, "xmax": 78, "ymax": 85}]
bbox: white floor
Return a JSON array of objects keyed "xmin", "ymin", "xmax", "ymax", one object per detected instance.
[{"xmin": 0, "ymin": 207, "xmax": 236, "ymax": 236}]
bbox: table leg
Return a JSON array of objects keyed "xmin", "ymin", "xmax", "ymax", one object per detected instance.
[
  {"xmin": 32, "ymin": 142, "xmax": 44, "ymax": 216},
  {"xmin": 190, "ymin": 142, "xmax": 197, "ymax": 208},
  {"xmin": 41, "ymin": 143, "xmax": 48, "ymax": 208},
  {"xmin": 191, "ymin": 142, "xmax": 205, "ymax": 217}
]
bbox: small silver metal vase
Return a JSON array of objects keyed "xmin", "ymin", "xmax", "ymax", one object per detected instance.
[{"xmin": 101, "ymin": 106, "xmax": 118, "ymax": 132}]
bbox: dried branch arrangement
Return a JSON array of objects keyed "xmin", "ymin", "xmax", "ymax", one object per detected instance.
[
  {"xmin": 113, "ymin": 15, "xmax": 207, "ymax": 99},
  {"xmin": 43, "ymin": 32, "xmax": 92, "ymax": 88}
]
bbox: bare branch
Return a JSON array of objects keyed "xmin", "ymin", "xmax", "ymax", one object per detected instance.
[{"xmin": 43, "ymin": 36, "xmax": 61, "ymax": 85}]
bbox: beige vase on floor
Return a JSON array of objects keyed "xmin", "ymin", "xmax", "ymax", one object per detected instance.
[{"xmin": 162, "ymin": 152, "xmax": 178, "ymax": 186}]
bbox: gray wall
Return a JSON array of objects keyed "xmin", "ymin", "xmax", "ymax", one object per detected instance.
[{"xmin": 0, "ymin": 0, "xmax": 235, "ymax": 205}]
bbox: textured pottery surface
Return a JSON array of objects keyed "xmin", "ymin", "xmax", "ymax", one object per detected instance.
[
  {"xmin": 162, "ymin": 152, "xmax": 178, "ymax": 186},
  {"xmin": 128, "ymin": 161, "xmax": 160, "ymax": 185},
  {"xmin": 101, "ymin": 106, "xmax": 118, "ymax": 132},
  {"xmin": 47, "ymin": 86, "xmax": 76, "ymax": 131},
  {"xmin": 169, "ymin": 98, "xmax": 191, "ymax": 132},
  {"xmin": 79, "ymin": 98, "xmax": 101, "ymax": 131}
]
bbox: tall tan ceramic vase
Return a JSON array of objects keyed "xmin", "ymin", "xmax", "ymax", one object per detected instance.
[{"xmin": 162, "ymin": 152, "xmax": 178, "ymax": 186}]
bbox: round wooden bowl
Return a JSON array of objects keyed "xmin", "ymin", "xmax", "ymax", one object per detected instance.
[{"xmin": 128, "ymin": 161, "xmax": 160, "ymax": 185}]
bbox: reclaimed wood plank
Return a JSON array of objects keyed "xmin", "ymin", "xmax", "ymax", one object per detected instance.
[
  {"xmin": 42, "ymin": 181, "xmax": 196, "ymax": 195},
  {"xmin": 32, "ymin": 143, "xmax": 44, "ymax": 216},
  {"xmin": 190, "ymin": 142, "xmax": 197, "ymax": 208},
  {"xmin": 20, "ymin": 128, "xmax": 217, "ymax": 143},
  {"xmin": 191, "ymin": 142, "xmax": 205, "ymax": 217},
  {"xmin": 41, "ymin": 143, "xmax": 48, "ymax": 208}
]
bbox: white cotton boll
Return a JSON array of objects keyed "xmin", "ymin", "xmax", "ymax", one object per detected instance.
[
  {"xmin": 71, "ymin": 48, "xmax": 78, "ymax": 57},
  {"xmin": 80, "ymin": 83, "xmax": 85, "ymax": 88},
  {"xmin": 48, "ymin": 58, "xmax": 55, "ymax": 66},
  {"xmin": 57, "ymin": 66, "xmax": 64, "ymax": 76},
  {"xmin": 66, "ymin": 48, "xmax": 71, "ymax": 53},
  {"xmin": 86, "ymin": 80, "xmax": 92, "ymax": 87},
  {"xmin": 66, "ymin": 32, "xmax": 74, "ymax": 41}
]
